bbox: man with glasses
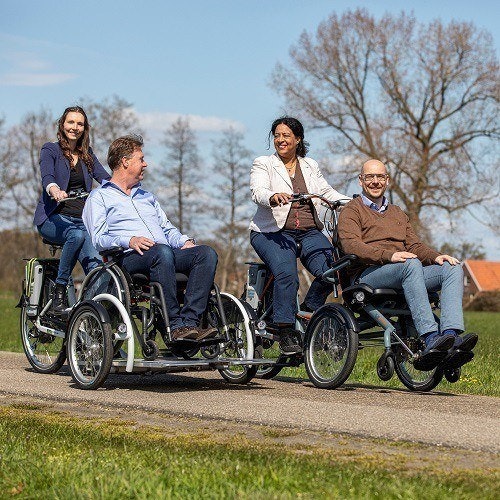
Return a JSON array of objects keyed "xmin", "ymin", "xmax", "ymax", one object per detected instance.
[{"xmin": 338, "ymin": 159, "xmax": 477, "ymax": 371}]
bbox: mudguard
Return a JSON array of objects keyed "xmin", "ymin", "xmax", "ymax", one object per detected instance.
[
  {"xmin": 68, "ymin": 300, "xmax": 111, "ymax": 326},
  {"xmin": 308, "ymin": 302, "xmax": 359, "ymax": 333}
]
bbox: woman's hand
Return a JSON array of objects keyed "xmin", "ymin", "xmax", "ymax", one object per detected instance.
[
  {"xmin": 49, "ymin": 186, "xmax": 68, "ymax": 202},
  {"xmin": 270, "ymin": 192, "xmax": 292, "ymax": 207}
]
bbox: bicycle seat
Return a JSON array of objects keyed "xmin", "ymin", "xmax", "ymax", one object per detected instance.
[{"xmin": 42, "ymin": 238, "xmax": 63, "ymax": 249}]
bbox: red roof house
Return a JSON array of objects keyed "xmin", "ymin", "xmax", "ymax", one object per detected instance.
[{"xmin": 463, "ymin": 260, "xmax": 500, "ymax": 298}]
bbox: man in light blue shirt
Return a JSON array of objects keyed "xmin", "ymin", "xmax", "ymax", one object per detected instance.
[{"xmin": 83, "ymin": 135, "xmax": 218, "ymax": 341}]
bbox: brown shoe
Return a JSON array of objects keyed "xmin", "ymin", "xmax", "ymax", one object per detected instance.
[
  {"xmin": 171, "ymin": 326, "xmax": 198, "ymax": 340},
  {"xmin": 195, "ymin": 326, "xmax": 218, "ymax": 340}
]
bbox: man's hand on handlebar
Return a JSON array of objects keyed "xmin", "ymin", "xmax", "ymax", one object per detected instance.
[{"xmin": 129, "ymin": 236, "xmax": 155, "ymax": 255}]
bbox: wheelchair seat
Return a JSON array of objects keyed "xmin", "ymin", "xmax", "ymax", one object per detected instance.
[{"xmin": 130, "ymin": 272, "xmax": 188, "ymax": 287}]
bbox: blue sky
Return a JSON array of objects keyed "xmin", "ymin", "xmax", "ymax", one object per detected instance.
[{"xmin": 1, "ymin": 0, "xmax": 499, "ymax": 256}]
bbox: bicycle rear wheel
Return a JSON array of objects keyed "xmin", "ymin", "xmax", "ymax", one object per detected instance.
[
  {"xmin": 20, "ymin": 278, "xmax": 66, "ymax": 374},
  {"xmin": 393, "ymin": 318, "xmax": 443, "ymax": 391},
  {"xmin": 212, "ymin": 294, "xmax": 257, "ymax": 384}
]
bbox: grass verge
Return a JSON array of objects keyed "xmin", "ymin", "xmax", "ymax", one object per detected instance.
[{"xmin": 0, "ymin": 405, "xmax": 498, "ymax": 499}]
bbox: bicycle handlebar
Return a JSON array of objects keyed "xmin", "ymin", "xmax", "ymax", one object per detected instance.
[
  {"xmin": 289, "ymin": 193, "xmax": 351, "ymax": 209},
  {"xmin": 52, "ymin": 189, "xmax": 89, "ymax": 203}
]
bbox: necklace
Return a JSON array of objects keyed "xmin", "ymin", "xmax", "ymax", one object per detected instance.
[{"xmin": 285, "ymin": 158, "xmax": 297, "ymax": 171}]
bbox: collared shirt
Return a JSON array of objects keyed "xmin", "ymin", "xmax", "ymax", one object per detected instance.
[
  {"xmin": 82, "ymin": 179, "xmax": 189, "ymax": 252},
  {"xmin": 361, "ymin": 193, "xmax": 388, "ymax": 213}
]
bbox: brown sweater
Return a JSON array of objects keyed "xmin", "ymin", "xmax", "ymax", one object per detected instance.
[{"xmin": 338, "ymin": 197, "xmax": 440, "ymax": 277}]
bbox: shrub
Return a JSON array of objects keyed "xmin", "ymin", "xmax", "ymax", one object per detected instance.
[{"xmin": 464, "ymin": 290, "xmax": 500, "ymax": 312}]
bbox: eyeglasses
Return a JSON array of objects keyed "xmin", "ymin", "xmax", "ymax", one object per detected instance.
[{"xmin": 360, "ymin": 174, "xmax": 389, "ymax": 182}]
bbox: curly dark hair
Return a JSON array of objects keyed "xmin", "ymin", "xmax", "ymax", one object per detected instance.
[
  {"xmin": 57, "ymin": 106, "xmax": 94, "ymax": 172},
  {"xmin": 107, "ymin": 134, "xmax": 144, "ymax": 171},
  {"xmin": 268, "ymin": 116, "xmax": 309, "ymax": 157}
]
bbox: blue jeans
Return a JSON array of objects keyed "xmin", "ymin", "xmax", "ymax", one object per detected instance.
[
  {"xmin": 358, "ymin": 259, "xmax": 464, "ymax": 336},
  {"xmin": 121, "ymin": 244, "xmax": 218, "ymax": 331},
  {"xmin": 250, "ymin": 229, "xmax": 334, "ymax": 324},
  {"xmin": 38, "ymin": 214, "xmax": 102, "ymax": 286}
]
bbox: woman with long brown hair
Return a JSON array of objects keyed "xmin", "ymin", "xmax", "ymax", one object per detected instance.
[{"xmin": 34, "ymin": 106, "xmax": 110, "ymax": 312}]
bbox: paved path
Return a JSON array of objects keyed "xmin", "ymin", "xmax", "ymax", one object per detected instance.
[{"xmin": 0, "ymin": 351, "xmax": 498, "ymax": 452}]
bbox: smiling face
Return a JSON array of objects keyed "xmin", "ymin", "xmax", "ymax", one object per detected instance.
[
  {"xmin": 359, "ymin": 159, "xmax": 389, "ymax": 203},
  {"xmin": 273, "ymin": 123, "xmax": 299, "ymax": 160},
  {"xmin": 62, "ymin": 111, "xmax": 86, "ymax": 143}
]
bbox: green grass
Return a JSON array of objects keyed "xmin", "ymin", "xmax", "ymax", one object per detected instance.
[
  {"xmin": 0, "ymin": 406, "xmax": 497, "ymax": 499},
  {"xmin": 3, "ymin": 291, "xmax": 499, "ymax": 395},
  {"xmin": 0, "ymin": 292, "xmax": 21, "ymax": 352}
]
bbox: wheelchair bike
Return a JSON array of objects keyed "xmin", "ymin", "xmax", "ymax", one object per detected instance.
[
  {"xmin": 243, "ymin": 193, "xmax": 464, "ymax": 391},
  {"xmin": 19, "ymin": 239, "xmax": 270, "ymax": 390}
]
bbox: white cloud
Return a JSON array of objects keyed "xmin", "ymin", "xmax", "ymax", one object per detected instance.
[
  {"xmin": 0, "ymin": 35, "xmax": 79, "ymax": 87},
  {"xmin": 134, "ymin": 110, "xmax": 245, "ymax": 143},
  {"xmin": 0, "ymin": 72, "xmax": 76, "ymax": 86}
]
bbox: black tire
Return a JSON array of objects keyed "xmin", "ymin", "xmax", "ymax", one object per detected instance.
[
  {"xmin": 393, "ymin": 317, "xmax": 443, "ymax": 392},
  {"xmin": 304, "ymin": 306, "xmax": 358, "ymax": 389},
  {"xmin": 377, "ymin": 353, "xmax": 395, "ymax": 381},
  {"xmin": 444, "ymin": 367, "xmax": 461, "ymax": 383},
  {"xmin": 20, "ymin": 280, "xmax": 66, "ymax": 374},
  {"xmin": 143, "ymin": 339, "xmax": 159, "ymax": 360},
  {"xmin": 66, "ymin": 302, "xmax": 113, "ymax": 390},
  {"xmin": 214, "ymin": 294, "xmax": 257, "ymax": 384},
  {"xmin": 256, "ymin": 344, "xmax": 286, "ymax": 379}
]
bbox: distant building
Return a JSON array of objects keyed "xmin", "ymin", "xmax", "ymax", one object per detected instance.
[{"xmin": 463, "ymin": 260, "xmax": 500, "ymax": 299}]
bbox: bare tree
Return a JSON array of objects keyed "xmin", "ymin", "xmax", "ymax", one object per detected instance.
[
  {"xmin": 82, "ymin": 94, "xmax": 140, "ymax": 161},
  {"xmin": 439, "ymin": 242, "xmax": 486, "ymax": 261},
  {"xmin": 211, "ymin": 127, "xmax": 254, "ymax": 292},
  {"xmin": 160, "ymin": 117, "xmax": 201, "ymax": 233},
  {"xmin": 0, "ymin": 117, "xmax": 17, "ymax": 205},
  {"xmin": 7, "ymin": 108, "xmax": 54, "ymax": 228},
  {"xmin": 272, "ymin": 9, "xmax": 499, "ymax": 241}
]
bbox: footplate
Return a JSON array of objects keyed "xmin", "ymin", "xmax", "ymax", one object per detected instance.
[{"xmin": 109, "ymin": 357, "xmax": 275, "ymax": 374}]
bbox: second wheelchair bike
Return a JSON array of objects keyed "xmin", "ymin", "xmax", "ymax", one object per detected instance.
[
  {"xmin": 19, "ymin": 242, "xmax": 270, "ymax": 390},
  {"xmin": 243, "ymin": 194, "xmax": 465, "ymax": 391}
]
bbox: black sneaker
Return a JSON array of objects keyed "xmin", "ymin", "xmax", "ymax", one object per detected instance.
[
  {"xmin": 413, "ymin": 332, "xmax": 454, "ymax": 371},
  {"xmin": 278, "ymin": 328, "xmax": 302, "ymax": 355},
  {"xmin": 453, "ymin": 333, "xmax": 478, "ymax": 351}
]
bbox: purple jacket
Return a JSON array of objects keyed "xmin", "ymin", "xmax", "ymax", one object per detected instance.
[{"xmin": 33, "ymin": 142, "xmax": 111, "ymax": 226}]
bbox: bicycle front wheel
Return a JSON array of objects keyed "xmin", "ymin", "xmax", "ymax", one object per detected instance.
[
  {"xmin": 66, "ymin": 302, "xmax": 113, "ymax": 390},
  {"xmin": 304, "ymin": 306, "xmax": 358, "ymax": 389}
]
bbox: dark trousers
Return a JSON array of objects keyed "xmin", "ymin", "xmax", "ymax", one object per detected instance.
[
  {"xmin": 250, "ymin": 228, "xmax": 334, "ymax": 324},
  {"xmin": 121, "ymin": 244, "xmax": 218, "ymax": 330}
]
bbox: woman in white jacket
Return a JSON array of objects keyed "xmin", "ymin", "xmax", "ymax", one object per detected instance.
[{"xmin": 249, "ymin": 117, "xmax": 348, "ymax": 354}]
